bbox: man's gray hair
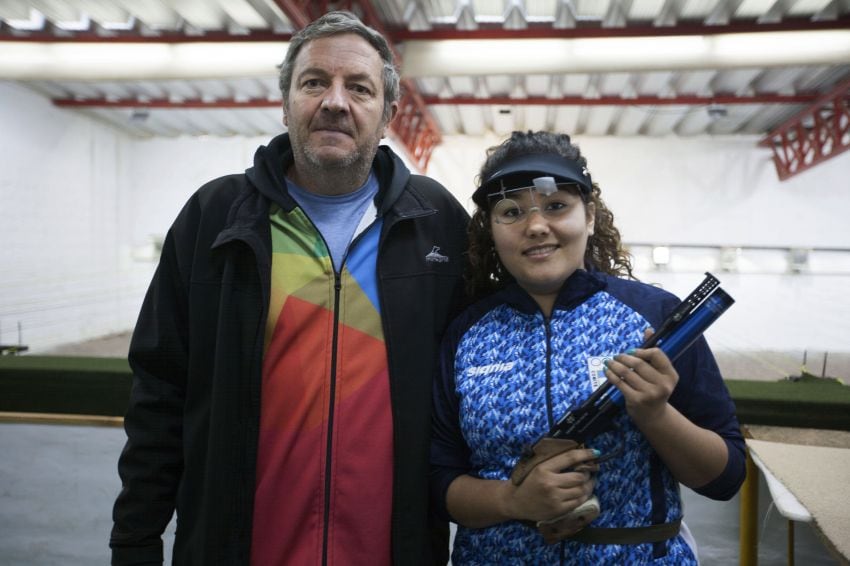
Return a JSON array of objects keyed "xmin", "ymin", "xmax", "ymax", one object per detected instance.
[{"xmin": 279, "ymin": 11, "xmax": 401, "ymax": 122}]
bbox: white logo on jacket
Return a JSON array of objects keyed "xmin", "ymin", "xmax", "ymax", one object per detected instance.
[
  {"xmin": 466, "ymin": 361, "xmax": 516, "ymax": 377},
  {"xmin": 425, "ymin": 246, "xmax": 449, "ymax": 263}
]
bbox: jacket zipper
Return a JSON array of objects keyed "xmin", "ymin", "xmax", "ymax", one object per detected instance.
[
  {"xmin": 544, "ymin": 316, "xmax": 555, "ymax": 429},
  {"xmin": 322, "ymin": 271, "xmax": 342, "ymax": 566},
  {"xmin": 284, "ymin": 206, "xmax": 344, "ymax": 566},
  {"xmin": 317, "ymin": 207, "xmax": 433, "ymax": 565},
  {"xmin": 320, "ymin": 221, "xmax": 376, "ymax": 566},
  {"xmin": 543, "ymin": 315, "xmax": 569, "ymax": 566}
]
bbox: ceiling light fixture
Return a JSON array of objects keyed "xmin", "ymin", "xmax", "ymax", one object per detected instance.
[
  {"xmin": 1, "ymin": 29, "xmax": 849, "ymax": 81},
  {"xmin": 401, "ymin": 31, "xmax": 850, "ymax": 77}
]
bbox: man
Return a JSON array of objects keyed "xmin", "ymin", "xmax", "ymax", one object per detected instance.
[{"xmin": 110, "ymin": 11, "xmax": 469, "ymax": 565}]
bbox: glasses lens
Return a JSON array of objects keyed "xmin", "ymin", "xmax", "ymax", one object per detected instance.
[
  {"xmin": 490, "ymin": 183, "xmax": 581, "ymax": 225},
  {"xmin": 492, "ymin": 198, "xmax": 524, "ymax": 224}
]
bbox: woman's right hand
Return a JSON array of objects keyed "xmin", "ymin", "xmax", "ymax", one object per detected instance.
[{"xmin": 504, "ymin": 448, "xmax": 598, "ymax": 523}]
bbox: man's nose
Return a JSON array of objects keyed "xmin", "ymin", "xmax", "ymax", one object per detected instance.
[{"xmin": 321, "ymin": 82, "xmax": 349, "ymax": 112}]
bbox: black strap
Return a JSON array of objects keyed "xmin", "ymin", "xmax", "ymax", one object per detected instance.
[
  {"xmin": 650, "ymin": 453, "xmax": 668, "ymax": 557},
  {"xmin": 567, "ymin": 518, "xmax": 681, "ymax": 545}
]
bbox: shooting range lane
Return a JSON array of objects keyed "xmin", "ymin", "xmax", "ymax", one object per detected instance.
[{"xmin": 745, "ymin": 426, "xmax": 850, "ymax": 562}]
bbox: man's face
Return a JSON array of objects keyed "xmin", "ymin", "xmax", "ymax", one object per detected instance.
[{"xmin": 284, "ymin": 33, "xmax": 397, "ymax": 179}]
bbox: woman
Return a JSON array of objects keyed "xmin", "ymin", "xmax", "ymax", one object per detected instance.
[{"xmin": 431, "ymin": 131, "xmax": 745, "ymax": 564}]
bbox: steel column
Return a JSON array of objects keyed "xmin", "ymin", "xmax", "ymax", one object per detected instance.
[{"xmin": 759, "ymin": 76, "xmax": 850, "ymax": 181}]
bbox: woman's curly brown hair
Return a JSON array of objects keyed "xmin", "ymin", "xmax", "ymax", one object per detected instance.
[{"xmin": 466, "ymin": 130, "xmax": 634, "ymax": 301}]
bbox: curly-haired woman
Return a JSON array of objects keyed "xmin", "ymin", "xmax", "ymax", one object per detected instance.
[{"xmin": 431, "ymin": 130, "xmax": 745, "ymax": 564}]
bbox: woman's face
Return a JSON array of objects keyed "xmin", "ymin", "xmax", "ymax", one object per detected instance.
[{"xmin": 490, "ymin": 185, "xmax": 595, "ymax": 311}]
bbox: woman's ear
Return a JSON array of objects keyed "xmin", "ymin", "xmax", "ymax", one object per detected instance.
[{"xmin": 586, "ymin": 201, "xmax": 596, "ymax": 236}]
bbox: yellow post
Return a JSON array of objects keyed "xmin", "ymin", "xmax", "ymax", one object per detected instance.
[{"xmin": 739, "ymin": 446, "xmax": 759, "ymax": 566}]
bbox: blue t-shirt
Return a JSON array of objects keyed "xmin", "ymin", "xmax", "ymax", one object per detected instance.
[{"xmin": 286, "ymin": 173, "xmax": 379, "ymax": 272}]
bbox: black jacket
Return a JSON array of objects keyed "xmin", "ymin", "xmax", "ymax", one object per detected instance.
[{"xmin": 111, "ymin": 133, "xmax": 470, "ymax": 565}]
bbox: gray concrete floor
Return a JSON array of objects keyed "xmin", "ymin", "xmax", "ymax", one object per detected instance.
[
  {"xmin": 0, "ymin": 421, "xmax": 843, "ymax": 565},
  {"xmin": 0, "ymin": 422, "xmax": 176, "ymax": 566}
]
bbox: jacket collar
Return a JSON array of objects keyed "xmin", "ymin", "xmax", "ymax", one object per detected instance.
[
  {"xmin": 214, "ymin": 133, "xmax": 429, "ymax": 255},
  {"xmin": 244, "ymin": 133, "xmax": 416, "ymax": 217},
  {"xmin": 499, "ymin": 269, "xmax": 608, "ymax": 316}
]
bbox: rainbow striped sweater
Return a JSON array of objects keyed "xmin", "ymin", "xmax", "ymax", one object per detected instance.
[{"xmin": 252, "ymin": 204, "xmax": 392, "ymax": 565}]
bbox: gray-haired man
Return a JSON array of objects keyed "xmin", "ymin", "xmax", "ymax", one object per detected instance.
[{"xmin": 111, "ymin": 11, "xmax": 468, "ymax": 565}]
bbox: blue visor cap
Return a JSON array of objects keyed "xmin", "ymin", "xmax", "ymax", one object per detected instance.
[{"xmin": 473, "ymin": 153, "xmax": 593, "ymax": 207}]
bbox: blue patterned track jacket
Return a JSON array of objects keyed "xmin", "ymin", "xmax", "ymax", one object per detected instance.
[{"xmin": 431, "ymin": 270, "xmax": 745, "ymax": 565}]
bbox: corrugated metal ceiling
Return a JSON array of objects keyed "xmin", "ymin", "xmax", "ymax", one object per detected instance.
[{"xmin": 1, "ymin": 0, "xmax": 848, "ymax": 153}]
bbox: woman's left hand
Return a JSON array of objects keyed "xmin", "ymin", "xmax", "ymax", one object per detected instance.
[
  {"xmin": 603, "ymin": 345, "xmax": 678, "ymax": 424},
  {"xmin": 601, "ymin": 334, "xmax": 731, "ymax": 490}
]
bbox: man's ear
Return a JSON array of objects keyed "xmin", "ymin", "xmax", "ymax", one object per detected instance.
[
  {"xmin": 382, "ymin": 101, "xmax": 400, "ymax": 136},
  {"xmin": 282, "ymin": 101, "xmax": 289, "ymax": 127}
]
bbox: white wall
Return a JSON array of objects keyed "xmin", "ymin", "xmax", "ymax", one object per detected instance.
[
  {"xmin": 126, "ymin": 134, "xmax": 274, "ymax": 246},
  {"xmin": 428, "ymin": 133, "xmax": 850, "ymax": 248},
  {"xmin": 0, "ymin": 82, "xmax": 152, "ymax": 351},
  {"xmin": 428, "ymin": 134, "xmax": 850, "ymax": 378},
  {"xmin": 2, "ymin": 82, "xmax": 849, "ymax": 377}
]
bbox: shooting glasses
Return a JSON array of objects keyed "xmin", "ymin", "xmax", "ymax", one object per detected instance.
[
  {"xmin": 473, "ymin": 152, "xmax": 594, "ymax": 217},
  {"xmin": 490, "ymin": 177, "xmax": 587, "ymax": 225}
]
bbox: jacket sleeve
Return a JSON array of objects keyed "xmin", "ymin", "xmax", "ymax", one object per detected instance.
[
  {"xmin": 430, "ymin": 319, "xmax": 474, "ymax": 523},
  {"xmin": 670, "ymin": 336, "xmax": 747, "ymax": 501},
  {"xmin": 110, "ymin": 198, "xmax": 198, "ymax": 565}
]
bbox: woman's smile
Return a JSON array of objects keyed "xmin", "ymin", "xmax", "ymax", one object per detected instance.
[{"xmin": 523, "ymin": 243, "xmax": 560, "ymax": 258}]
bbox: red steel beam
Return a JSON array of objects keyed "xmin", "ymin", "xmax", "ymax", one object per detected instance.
[
  {"xmin": 52, "ymin": 92, "xmax": 818, "ymax": 109},
  {"xmin": 346, "ymin": 1, "xmax": 441, "ymax": 171},
  {"xmin": 0, "ymin": 30, "xmax": 293, "ymax": 42},
  {"xmin": 53, "ymin": 98, "xmax": 282, "ymax": 109},
  {"xmin": 424, "ymin": 93, "xmax": 818, "ymax": 106},
  {"xmin": 390, "ymin": 16, "xmax": 850, "ymax": 40},
  {"xmin": 3, "ymin": 15, "xmax": 848, "ymax": 42},
  {"xmin": 271, "ymin": 0, "xmax": 315, "ymax": 29},
  {"xmin": 53, "ymin": 90, "xmax": 817, "ymax": 169},
  {"xmin": 759, "ymin": 76, "xmax": 850, "ymax": 181}
]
